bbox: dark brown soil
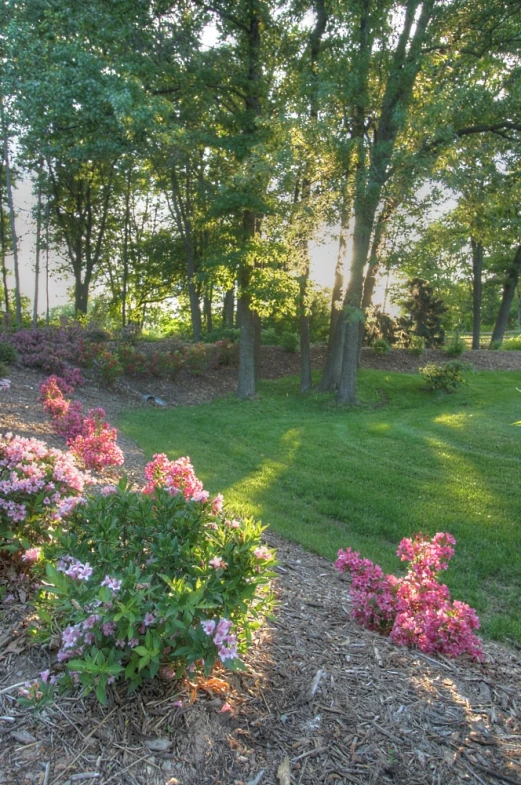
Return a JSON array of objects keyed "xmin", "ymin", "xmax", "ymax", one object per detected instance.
[{"xmin": 1, "ymin": 349, "xmax": 520, "ymax": 785}]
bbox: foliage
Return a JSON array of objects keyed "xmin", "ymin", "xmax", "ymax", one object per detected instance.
[
  {"xmin": 0, "ymin": 340, "xmax": 17, "ymax": 364},
  {"xmin": 407, "ymin": 336, "xmax": 425, "ymax": 357},
  {"xmin": 399, "ymin": 279, "xmax": 448, "ymax": 349},
  {"xmin": 116, "ymin": 344, "xmax": 149, "ymax": 377},
  {"xmin": 148, "ymin": 349, "xmax": 185, "ymax": 380},
  {"xmin": 335, "ymin": 533, "xmax": 482, "ymax": 660},
  {"xmin": 0, "ymin": 433, "xmax": 90, "ymax": 553},
  {"xmin": 501, "ymin": 335, "xmax": 521, "ymax": 351},
  {"xmin": 5, "ymin": 326, "xmax": 84, "ymax": 375},
  {"xmin": 372, "ymin": 339, "xmax": 391, "ymax": 356},
  {"xmin": 0, "ymin": 362, "xmax": 8, "ymax": 379},
  {"xmin": 280, "ymin": 332, "xmax": 299, "ymax": 353},
  {"xmin": 34, "ymin": 466, "xmax": 275, "ymax": 703},
  {"xmin": 364, "ymin": 307, "xmax": 399, "ymax": 347},
  {"xmin": 445, "ymin": 333, "xmax": 466, "ymax": 358},
  {"xmin": 184, "ymin": 344, "xmax": 209, "ymax": 376},
  {"xmin": 420, "ymin": 361, "xmax": 471, "ymax": 392},
  {"xmin": 213, "ymin": 341, "xmax": 239, "ymax": 369},
  {"xmin": 94, "ymin": 351, "xmax": 124, "ymax": 388}
]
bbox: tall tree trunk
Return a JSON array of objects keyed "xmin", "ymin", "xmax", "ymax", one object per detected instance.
[
  {"xmin": 121, "ymin": 166, "xmax": 132, "ymax": 328},
  {"xmin": 319, "ymin": 219, "xmax": 347, "ymax": 392},
  {"xmin": 204, "ymin": 285, "xmax": 213, "ymax": 333},
  {"xmin": 45, "ymin": 198, "xmax": 50, "ymax": 324},
  {"xmin": 1, "ymin": 99, "xmax": 21, "ymax": 326},
  {"xmin": 0, "ymin": 165, "xmax": 10, "ymax": 316},
  {"xmin": 490, "ymin": 245, "xmax": 521, "ymax": 346},
  {"xmin": 237, "ymin": 260, "xmax": 256, "ymax": 398},
  {"xmin": 471, "ymin": 237, "xmax": 483, "ymax": 350},
  {"xmin": 299, "ymin": 270, "xmax": 312, "ymax": 392},
  {"xmin": 33, "ymin": 163, "xmax": 43, "ymax": 327},
  {"xmin": 223, "ymin": 287, "xmax": 235, "ymax": 327},
  {"xmin": 237, "ymin": 5, "xmax": 262, "ymax": 399}
]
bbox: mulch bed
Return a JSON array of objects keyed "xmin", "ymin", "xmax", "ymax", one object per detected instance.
[{"xmin": 1, "ymin": 348, "xmax": 521, "ymax": 785}]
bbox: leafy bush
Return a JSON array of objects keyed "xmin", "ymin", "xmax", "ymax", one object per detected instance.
[
  {"xmin": 501, "ymin": 335, "xmax": 521, "ymax": 351},
  {"xmin": 205, "ymin": 327, "xmax": 240, "ymax": 344},
  {"xmin": 408, "ymin": 336, "xmax": 425, "ymax": 357},
  {"xmin": 364, "ymin": 306, "xmax": 399, "ymax": 347},
  {"xmin": 94, "ymin": 350, "xmax": 123, "ymax": 387},
  {"xmin": 490, "ymin": 340, "xmax": 502, "ymax": 351},
  {"xmin": 34, "ymin": 460, "xmax": 275, "ymax": 703},
  {"xmin": 0, "ymin": 433, "xmax": 90, "ymax": 553},
  {"xmin": 6, "ymin": 326, "xmax": 84, "ymax": 375},
  {"xmin": 184, "ymin": 343, "xmax": 209, "ymax": 375},
  {"xmin": 398, "ymin": 278, "xmax": 447, "ymax": 348},
  {"xmin": 280, "ymin": 331, "xmax": 299, "ymax": 353},
  {"xmin": 0, "ymin": 361, "xmax": 7, "ymax": 379},
  {"xmin": 260, "ymin": 328, "xmax": 278, "ymax": 346},
  {"xmin": 213, "ymin": 340, "xmax": 239, "ymax": 368},
  {"xmin": 83, "ymin": 328, "xmax": 111, "ymax": 344},
  {"xmin": 445, "ymin": 333, "xmax": 466, "ymax": 357},
  {"xmin": 372, "ymin": 338, "xmax": 391, "ymax": 356},
  {"xmin": 420, "ymin": 361, "xmax": 471, "ymax": 392},
  {"xmin": 335, "ymin": 533, "xmax": 482, "ymax": 660},
  {"xmin": 148, "ymin": 349, "xmax": 185, "ymax": 380},
  {"xmin": 0, "ymin": 340, "xmax": 17, "ymax": 364},
  {"xmin": 116, "ymin": 344, "xmax": 149, "ymax": 377}
]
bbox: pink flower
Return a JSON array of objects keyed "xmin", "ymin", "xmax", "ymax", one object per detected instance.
[
  {"xmin": 101, "ymin": 575, "xmax": 122, "ymax": 592},
  {"xmin": 22, "ymin": 547, "xmax": 41, "ymax": 563},
  {"xmin": 0, "ymin": 379, "xmax": 10, "ymax": 391},
  {"xmin": 212, "ymin": 494, "xmax": 224, "ymax": 514},
  {"xmin": 200, "ymin": 619, "xmax": 216, "ymax": 636},
  {"xmin": 209, "ymin": 556, "xmax": 225, "ymax": 570},
  {"xmin": 253, "ymin": 546, "xmax": 271, "ymax": 561},
  {"xmin": 191, "ymin": 490, "xmax": 210, "ymax": 503},
  {"xmin": 143, "ymin": 612, "xmax": 155, "ymax": 627}
]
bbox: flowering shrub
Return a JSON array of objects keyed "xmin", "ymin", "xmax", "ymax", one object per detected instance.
[
  {"xmin": 184, "ymin": 343, "xmax": 209, "ymax": 376},
  {"xmin": 6, "ymin": 326, "xmax": 84, "ymax": 375},
  {"xmin": 94, "ymin": 350, "xmax": 123, "ymax": 387},
  {"xmin": 148, "ymin": 349, "xmax": 185, "ymax": 379},
  {"xmin": 0, "ymin": 433, "xmax": 90, "ymax": 552},
  {"xmin": 143, "ymin": 453, "xmax": 205, "ymax": 499},
  {"xmin": 0, "ymin": 378, "xmax": 10, "ymax": 391},
  {"xmin": 116, "ymin": 344, "xmax": 149, "ymax": 377},
  {"xmin": 335, "ymin": 533, "xmax": 483, "ymax": 660},
  {"xmin": 39, "ymin": 375, "xmax": 124, "ymax": 472},
  {"xmin": 35, "ymin": 467, "xmax": 275, "ymax": 704},
  {"xmin": 69, "ymin": 409, "xmax": 124, "ymax": 471},
  {"xmin": 213, "ymin": 340, "xmax": 239, "ymax": 368}
]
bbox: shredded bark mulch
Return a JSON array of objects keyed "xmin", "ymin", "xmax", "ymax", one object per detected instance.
[{"xmin": 1, "ymin": 348, "xmax": 520, "ymax": 785}]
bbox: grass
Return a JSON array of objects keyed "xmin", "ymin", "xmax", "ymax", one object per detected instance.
[{"xmin": 119, "ymin": 369, "xmax": 521, "ymax": 644}]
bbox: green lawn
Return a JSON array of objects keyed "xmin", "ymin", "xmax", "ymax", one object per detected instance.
[{"xmin": 119, "ymin": 369, "xmax": 521, "ymax": 643}]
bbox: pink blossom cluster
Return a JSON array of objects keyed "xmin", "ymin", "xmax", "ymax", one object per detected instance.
[
  {"xmin": 57, "ymin": 555, "xmax": 93, "ymax": 581},
  {"xmin": 39, "ymin": 374, "xmax": 124, "ymax": 472},
  {"xmin": 200, "ymin": 618, "xmax": 238, "ymax": 663},
  {"xmin": 0, "ymin": 379, "xmax": 10, "ymax": 391},
  {"xmin": 69, "ymin": 408, "xmax": 124, "ymax": 471},
  {"xmin": 335, "ymin": 532, "xmax": 483, "ymax": 660},
  {"xmin": 143, "ymin": 454, "xmax": 204, "ymax": 500},
  {"xmin": 0, "ymin": 432, "xmax": 90, "ymax": 528}
]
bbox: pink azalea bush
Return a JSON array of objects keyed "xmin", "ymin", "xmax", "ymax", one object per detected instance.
[
  {"xmin": 335, "ymin": 533, "xmax": 483, "ymax": 660},
  {"xmin": 0, "ymin": 432, "xmax": 90, "ymax": 552},
  {"xmin": 69, "ymin": 408, "xmax": 124, "ymax": 472},
  {"xmin": 39, "ymin": 374, "xmax": 124, "ymax": 472},
  {"xmin": 32, "ymin": 460, "xmax": 275, "ymax": 704}
]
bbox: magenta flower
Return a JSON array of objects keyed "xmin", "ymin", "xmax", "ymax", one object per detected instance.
[{"xmin": 22, "ymin": 547, "xmax": 41, "ymax": 563}]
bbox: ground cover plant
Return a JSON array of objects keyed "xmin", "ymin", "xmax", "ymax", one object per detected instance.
[{"xmin": 119, "ymin": 368, "xmax": 521, "ymax": 643}]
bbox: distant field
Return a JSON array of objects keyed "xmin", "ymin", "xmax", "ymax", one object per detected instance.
[{"xmin": 119, "ymin": 369, "xmax": 521, "ymax": 644}]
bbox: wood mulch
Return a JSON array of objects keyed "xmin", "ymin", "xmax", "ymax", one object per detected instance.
[{"xmin": 1, "ymin": 348, "xmax": 521, "ymax": 785}]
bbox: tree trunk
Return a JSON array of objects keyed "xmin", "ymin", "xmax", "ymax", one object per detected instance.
[
  {"xmin": 33, "ymin": 163, "xmax": 43, "ymax": 327},
  {"xmin": 204, "ymin": 285, "xmax": 213, "ymax": 333},
  {"xmin": 0, "ymin": 164, "xmax": 10, "ymax": 316},
  {"xmin": 223, "ymin": 287, "xmax": 235, "ymax": 327},
  {"xmin": 319, "ymin": 223, "xmax": 347, "ymax": 392},
  {"xmin": 471, "ymin": 237, "xmax": 483, "ymax": 350},
  {"xmin": 237, "ymin": 263, "xmax": 256, "ymax": 398},
  {"xmin": 299, "ymin": 267, "xmax": 312, "ymax": 392},
  {"xmin": 1, "ymin": 99, "xmax": 21, "ymax": 327},
  {"xmin": 490, "ymin": 245, "xmax": 521, "ymax": 346},
  {"xmin": 74, "ymin": 276, "xmax": 89, "ymax": 315},
  {"xmin": 121, "ymin": 166, "xmax": 132, "ymax": 328}
]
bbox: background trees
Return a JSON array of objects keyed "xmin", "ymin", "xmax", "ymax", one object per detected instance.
[{"xmin": 3, "ymin": 0, "xmax": 521, "ymax": 396}]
